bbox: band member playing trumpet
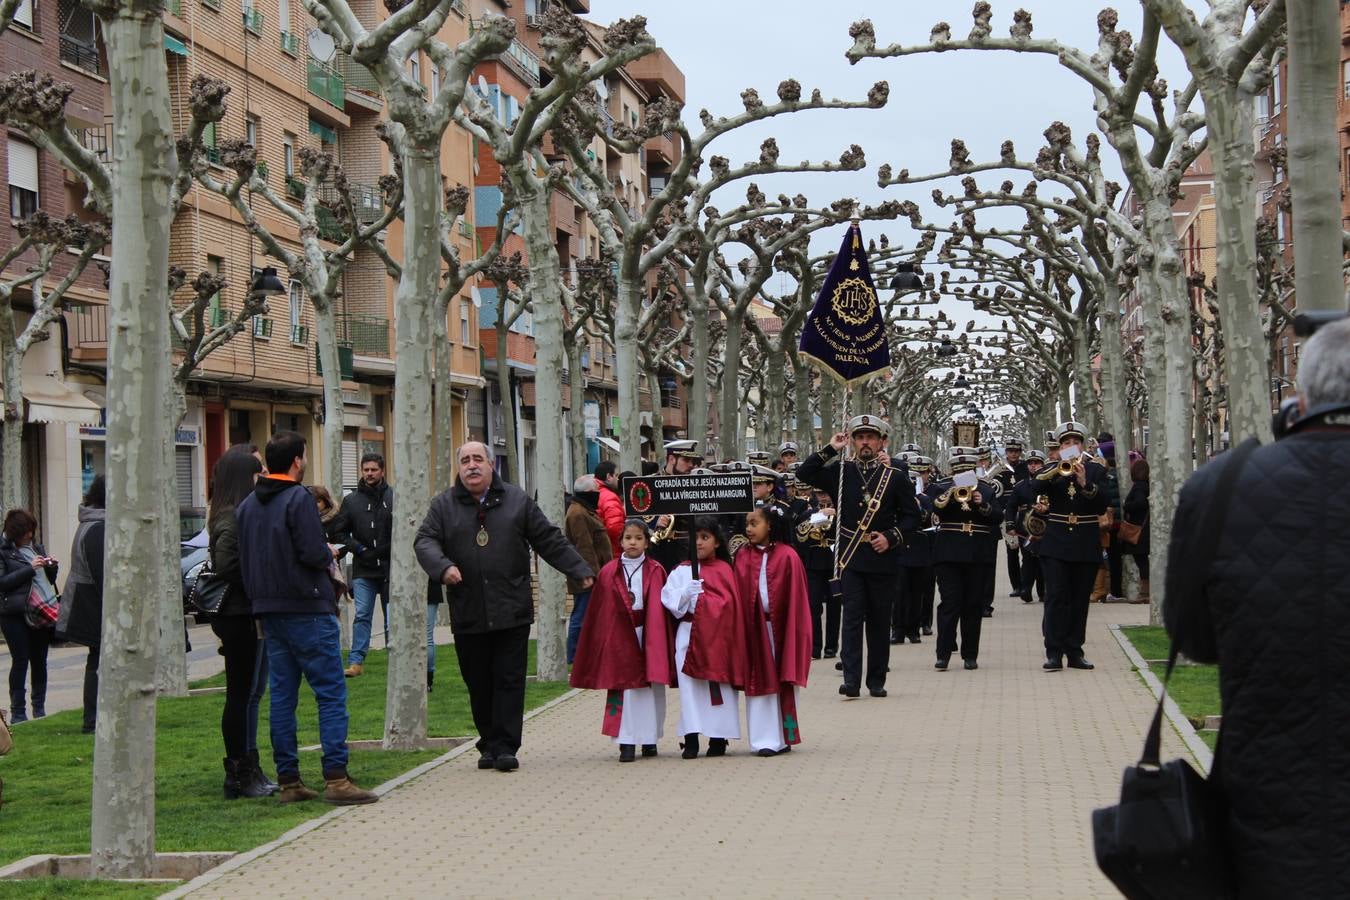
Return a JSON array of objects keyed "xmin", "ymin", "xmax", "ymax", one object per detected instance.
[
  {"xmin": 1035, "ymin": 422, "xmax": 1109, "ymax": 671},
  {"xmin": 925, "ymin": 448, "xmax": 1002, "ymax": 670},
  {"xmin": 647, "ymin": 440, "xmax": 704, "ymax": 573},
  {"xmin": 1003, "ymin": 450, "xmax": 1047, "ymax": 603}
]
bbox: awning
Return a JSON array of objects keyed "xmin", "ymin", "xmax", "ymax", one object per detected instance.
[
  {"xmin": 164, "ymin": 35, "xmax": 189, "ymax": 56},
  {"xmin": 594, "ymin": 436, "xmax": 648, "ymax": 454},
  {"xmin": 24, "ymin": 375, "xmax": 102, "ymax": 426}
]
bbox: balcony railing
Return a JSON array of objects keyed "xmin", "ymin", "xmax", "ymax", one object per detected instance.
[
  {"xmin": 251, "ymin": 316, "xmax": 273, "ymax": 339},
  {"xmin": 286, "ymin": 175, "xmax": 305, "ymax": 200},
  {"xmin": 502, "ymin": 39, "xmax": 541, "ymax": 87},
  {"xmin": 337, "ymin": 51, "xmax": 382, "ymax": 97},
  {"xmin": 597, "ymin": 104, "xmax": 615, "ymax": 136},
  {"xmin": 59, "ymin": 36, "xmax": 102, "ymax": 75},
  {"xmin": 339, "ymin": 313, "xmax": 390, "ymax": 357},
  {"xmin": 324, "ymin": 181, "xmax": 383, "ymax": 223},
  {"xmin": 290, "ymin": 324, "xmax": 310, "ymax": 344},
  {"xmin": 78, "ymin": 123, "xmax": 112, "ymax": 163},
  {"xmin": 307, "ymin": 56, "xmax": 345, "ymax": 110},
  {"xmin": 242, "ymin": 7, "xmax": 263, "ymax": 34},
  {"xmin": 280, "ymin": 31, "xmax": 300, "ymax": 55},
  {"xmin": 166, "ymin": 0, "xmax": 182, "ymax": 15},
  {"xmin": 315, "ymin": 206, "xmax": 346, "ymax": 243}
]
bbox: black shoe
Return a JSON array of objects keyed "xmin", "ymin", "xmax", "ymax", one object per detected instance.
[
  {"xmin": 921, "ymin": 626, "xmax": 933, "ymax": 636},
  {"xmin": 641, "ymin": 744, "xmax": 658, "ymax": 758},
  {"xmin": 706, "ymin": 738, "xmax": 728, "ymax": 757},
  {"xmin": 756, "ymin": 748, "xmax": 777, "ymax": 757},
  {"xmin": 934, "ymin": 657, "xmax": 949, "ymax": 671},
  {"xmin": 81, "ymin": 724, "xmax": 95, "ymax": 734},
  {"xmin": 426, "ymin": 671, "xmax": 434, "ymax": 693},
  {"xmin": 907, "ymin": 634, "xmax": 921, "ymax": 644},
  {"xmin": 823, "ymin": 649, "xmax": 837, "ymax": 658},
  {"xmin": 1067, "ymin": 657, "xmax": 1095, "ymax": 670},
  {"xmin": 869, "ymin": 688, "xmax": 887, "ymax": 698},
  {"xmin": 494, "ymin": 755, "xmax": 520, "ymax": 772},
  {"xmin": 681, "ymin": 733, "xmax": 700, "ymax": 759},
  {"xmin": 839, "ymin": 683, "xmax": 860, "ymax": 699},
  {"xmin": 811, "ymin": 652, "xmax": 822, "ymax": 660},
  {"xmin": 619, "ymin": 744, "xmax": 636, "ymax": 763},
  {"xmin": 1008, "ymin": 590, "xmax": 1021, "ymax": 597},
  {"xmin": 1022, "ymin": 593, "xmax": 1034, "ymax": 604},
  {"xmin": 964, "ymin": 659, "xmax": 978, "ymax": 671},
  {"xmin": 889, "ymin": 630, "xmax": 902, "ymax": 645},
  {"xmin": 1043, "ymin": 657, "xmax": 1063, "ymax": 671},
  {"xmin": 834, "ymin": 660, "xmax": 844, "ymax": 671},
  {"xmin": 982, "ymin": 608, "xmax": 993, "ymax": 618},
  {"xmin": 245, "ymin": 751, "xmax": 279, "ymax": 795},
  {"xmin": 777, "ymin": 745, "xmax": 792, "ymax": 754},
  {"xmin": 477, "ymin": 754, "xmax": 496, "ymax": 770}
]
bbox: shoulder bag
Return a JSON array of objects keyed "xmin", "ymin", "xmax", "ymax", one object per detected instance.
[
  {"xmin": 188, "ymin": 562, "xmax": 230, "ymax": 616},
  {"xmin": 1091, "ymin": 438, "xmax": 1257, "ymax": 900},
  {"xmin": 1117, "ymin": 518, "xmax": 1143, "ymax": 545}
]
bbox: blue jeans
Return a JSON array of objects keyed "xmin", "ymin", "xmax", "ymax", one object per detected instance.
[
  {"xmin": 426, "ymin": 603, "xmax": 438, "ymax": 674},
  {"xmin": 348, "ymin": 577, "xmax": 388, "ymax": 666},
  {"xmin": 264, "ymin": 614, "xmax": 349, "ymax": 779},
  {"xmin": 247, "ymin": 637, "xmax": 268, "ymax": 754},
  {"xmin": 566, "ymin": 590, "xmax": 590, "ymax": 664}
]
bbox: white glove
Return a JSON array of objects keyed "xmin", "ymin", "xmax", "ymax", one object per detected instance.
[
  {"xmin": 809, "ymin": 511, "xmax": 832, "ymax": 526},
  {"xmin": 681, "ymin": 579, "xmax": 704, "ymax": 603}
]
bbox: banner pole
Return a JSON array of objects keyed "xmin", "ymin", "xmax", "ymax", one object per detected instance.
[{"xmin": 831, "ymin": 385, "xmax": 851, "ymax": 591}]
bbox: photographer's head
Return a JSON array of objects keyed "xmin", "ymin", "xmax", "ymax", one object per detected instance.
[{"xmin": 1298, "ymin": 317, "xmax": 1350, "ymax": 416}]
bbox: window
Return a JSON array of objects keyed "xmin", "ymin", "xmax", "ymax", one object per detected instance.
[
  {"xmin": 7, "ymin": 138, "xmax": 39, "ymax": 220},
  {"xmin": 409, "ymin": 55, "xmax": 420, "ymax": 85},
  {"xmin": 1273, "ymin": 132, "xmax": 1283, "ymax": 183},
  {"xmin": 207, "ymin": 255, "xmax": 224, "ymax": 324},
  {"xmin": 1254, "ymin": 90, "xmax": 1269, "ymax": 122},
  {"xmin": 460, "ymin": 300, "xmax": 471, "ymax": 344},
  {"xmin": 283, "ymin": 134, "xmax": 295, "ymax": 177},
  {"xmin": 1344, "ymin": 60, "xmax": 1350, "ymax": 101},
  {"xmin": 245, "ymin": 116, "xmax": 258, "ymax": 148},
  {"xmin": 278, "ymin": 0, "xmax": 290, "ymax": 34},
  {"xmin": 202, "ymin": 120, "xmax": 218, "ymax": 162},
  {"xmin": 1276, "ymin": 209, "xmax": 1286, "ymax": 246},
  {"xmin": 14, "ymin": 0, "xmax": 33, "ymax": 30},
  {"xmin": 288, "ymin": 280, "xmax": 303, "ymax": 343},
  {"xmin": 431, "ymin": 66, "xmax": 440, "ymax": 99},
  {"xmin": 1272, "ymin": 67, "xmax": 1281, "ymax": 116}
]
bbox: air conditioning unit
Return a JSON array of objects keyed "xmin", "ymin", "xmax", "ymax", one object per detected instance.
[{"xmin": 525, "ymin": 14, "xmax": 542, "ymax": 28}]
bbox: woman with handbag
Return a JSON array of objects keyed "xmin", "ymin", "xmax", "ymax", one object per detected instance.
[
  {"xmin": 208, "ymin": 448, "xmax": 276, "ymax": 798},
  {"xmin": 1120, "ymin": 458, "xmax": 1150, "ymax": 604},
  {"xmin": 0, "ymin": 509, "xmax": 59, "ymax": 722}
]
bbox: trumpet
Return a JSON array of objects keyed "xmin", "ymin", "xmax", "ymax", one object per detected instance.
[
  {"xmin": 1056, "ymin": 460, "xmax": 1076, "ymax": 477},
  {"xmin": 650, "ymin": 516, "xmax": 675, "ymax": 543},
  {"xmin": 952, "ymin": 485, "xmax": 974, "ymax": 506}
]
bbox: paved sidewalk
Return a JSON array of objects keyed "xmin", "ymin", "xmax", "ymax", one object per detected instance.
[{"xmin": 186, "ymin": 568, "xmax": 1177, "ymax": 899}]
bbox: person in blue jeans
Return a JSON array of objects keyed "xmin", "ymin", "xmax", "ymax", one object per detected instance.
[
  {"xmin": 332, "ymin": 454, "xmax": 394, "ymax": 678},
  {"xmin": 235, "ymin": 430, "xmax": 377, "ymax": 805},
  {"xmin": 562, "ymin": 475, "xmax": 613, "ymax": 663}
]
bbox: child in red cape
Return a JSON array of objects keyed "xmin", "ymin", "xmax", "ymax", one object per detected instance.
[
  {"xmin": 570, "ymin": 519, "xmax": 675, "ymax": 762},
  {"xmin": 736, "ymin": 504, "xmax": 813, "ymax": 756},
  {"xmin": 660, "ymin": 517, "xmax": 750, "ymax": 759}
]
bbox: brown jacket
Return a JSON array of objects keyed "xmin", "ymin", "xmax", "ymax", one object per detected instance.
[{"xmin": 564, "ymin": 500, "xmax": 612, "ymax": 594}]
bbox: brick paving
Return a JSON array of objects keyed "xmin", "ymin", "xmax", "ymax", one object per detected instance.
[{"xmin": 182, "ymin": 567, "xmax": 1177, "ymax": 899}]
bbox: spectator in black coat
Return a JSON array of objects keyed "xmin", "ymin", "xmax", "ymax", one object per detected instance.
[
  {"xmin": 1120, "ymin": 458, "xmax": 1150, "ymax": 604},
  {"xmin": 0, "ymin": 508, "xmax": 58, "ymax": 723},
  {"xmin": 1165, "ymin": 317, "xmax": 1350, "ymax": 898},
  {"xmin": 332, "ymin": 454, "xmax": 394, "ymax": 677},
  {"xmin": 56, "ymin": 477, "xmax": 106, "ymax": 733}
]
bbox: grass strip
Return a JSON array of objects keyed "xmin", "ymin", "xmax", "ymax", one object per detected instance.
[
  {"xmin": 1119, "ymin": 625, "xmax": 1221, "ymax": 748},
  {"xmin": 0, "ymin": 641, "xmax": 570, "ymax": 869}
]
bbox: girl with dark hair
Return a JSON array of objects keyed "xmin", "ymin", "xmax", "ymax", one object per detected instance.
[
  {"xmin": 737, "ymin": 506, "xmax": 813, "ymax": 756},
  {"xmin": 57, "ymin": 476, "xmax": 106, "ymax": 732},
  {"xmin": 0, "ymin": 508, "xmax": 58, "ymax": 722},
  {"xmin": 208, "ymin": 447, "xmax": 276, "ymax": 798},
  {"xmin": 659, "ymin": 516, "xmax": 747, "ymax": 758},
  {"xmin": 570, "ymin": 518, "xmax": 675, "ymax": 762}
]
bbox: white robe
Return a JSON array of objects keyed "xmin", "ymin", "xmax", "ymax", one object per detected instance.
[
  {"xmin": 660, "ymin": 564, "xmax": 741, "ymax": 740},
  {"xmin": 612, "ymin": 555, "xmax": 665, "ymax": 746},
  {"xmin": 745, "ymin": 548, "xmax": 794, "ymax": 752}
]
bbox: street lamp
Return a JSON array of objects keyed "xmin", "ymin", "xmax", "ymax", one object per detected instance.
[
  {"xmin": 889, "ymin": 263, "xmax": 924, "ymax": 293},
  {"xmin": 247, "ymin": 266, "xmax": 287, "ymax": 314},
  {"xmin": 954, "ymin": 373, "xmax": 970, "ymax": 389}
]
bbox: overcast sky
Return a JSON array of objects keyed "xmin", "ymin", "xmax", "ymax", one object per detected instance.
[{"xmin": 585, "ymin": 1, "xmax": 1197, "ymax": 422}]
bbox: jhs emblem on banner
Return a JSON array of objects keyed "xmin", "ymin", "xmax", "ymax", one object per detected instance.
[
  {"xmin": 798, "ymin": 223, "xmax": 891, "ymax": 387},
  {"xmin": 831, "ymin": 277, "xmax": 878, "ymax": 327}
]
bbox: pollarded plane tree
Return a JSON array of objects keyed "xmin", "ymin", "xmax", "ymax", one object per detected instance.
[
  {"xmin": 851, "ymin": 3, "xmax": 1225, "ymax": 619},
  {"xmin": 302, "ymin": 0, "xmax": 521, "ymax": 744},
  {"xmin": 562, "ymin": 254, "xmax": 615, "ymax": 481}
]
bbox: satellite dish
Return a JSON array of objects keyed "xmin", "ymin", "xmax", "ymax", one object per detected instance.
[
  {"xmin": 471, "ymin": 286, "xmax": 482, "ymax": 309},
  {"xmin": 477, "ymin": 75, "xmax": 489, "ymax": 92},
  {"xmin": 306, "ymin": 28, "xmax": 335, "ymax": 63}
]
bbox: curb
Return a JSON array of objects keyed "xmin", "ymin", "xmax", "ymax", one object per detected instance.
[
  {"xmin": 1108, "ymin": 624, "xmax": 1214, "ymax": 773},
  {"xmin": 160, "ymin": 687, "xmax": 583, "ymax": 899}
]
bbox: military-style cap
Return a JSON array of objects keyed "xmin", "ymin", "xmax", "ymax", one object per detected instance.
[
  {"xmin": 688, "ymin": 466, "xmax": 714, "ymax": 475},
  {"xmin": 910, "ymin": 455, "xmax": 933, "ymax": 473},
  {"xmin": 900, "ymin": 442, "xmax": 921, "ymax": 454},
  {"xmin": 710, "ymin": 460, "xmax": 750, "ymax": 474},
  {"xmin": 778, "ymin": 441, "xmax": 799, "ymax": 455},
  {"xmin": 848, "ymin": 414, "xmax": 890, "ymax": 438},
  {"xmin": 1044, "ymin": 430, "xmax": 1056, "ymax": 444},
  {"xmin": 746, "ymin": 450, "xmax": 771, "ymax": 464},
  {"xmin": 1004, "ymin": 439, "xmax": 1024, "ymax": 452},
  {"xmin": 1053, "ymin": 421, "xmax": 1088, "ymax": 444},
  {"xmin": 750, "ymin": 464, "xmax": 780, "ymax": 484},
  {"xmin": 1025, "ymin": 449, "xmax": 1046, "ymax": 462},
  {"xmin": 949, "ymin": 448, "xmax": 981, "ymax": 472},
  {"xmin": 664, "ymin": 439, "xmax": 703, "ymax": 460}
]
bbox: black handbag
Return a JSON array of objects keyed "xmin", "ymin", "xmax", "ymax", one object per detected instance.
[
  {"xmin": 1091, "ymin": 438, "xmax": 1257, "ymax": 900},
  {"xmin": 188, "ymin": 563, "xmax": 230, "ymax": 616}
]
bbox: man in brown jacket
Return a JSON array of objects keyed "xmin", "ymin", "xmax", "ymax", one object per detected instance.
[{"xmin": 564, "ymin": 474, "xmax": 613, "ymax": 664}]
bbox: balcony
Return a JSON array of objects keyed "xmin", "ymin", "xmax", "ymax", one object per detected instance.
[
  {"xmin": 315, "ymin": 206, "xmax": 346, "ymax": 243},
  {"xmin": 280, "ymin": 31, "xmax": 300, "ymax": 55},
  {"xmin": 59, "ymin": 36, "xmax": 102, "ymax": 76},
  {"xmin": 597, "ymin": 104, "xmax": 615, "ymax": 136},
  {"xmin": 627, "ymin": 49, "xmax": 687, "ymax": 105},
  {"xmin": 660, "ymin": 393, "xmax": 686, "ymax": 429},
  {"xmin": 242, "ymin": 7, "xmax": 263, "ymax": 35},
  {"xmin": 644, "ymin": 132, "xmax": 679, "ymax": 169},
  {"xmin": 166, "ymin": 0, "xmax": 182, "ymax": 15},
  {"xmin": 326, "ymin": 180, "xmax": 383, "ymax": 223},
  {"xmin": 286, "ymin": 175, "xmax": 305, "ymax": 200},
  {"xmin": 502, "ymin": 39, "xmax": 541, "ymax": 87},
  {"xmin": 77, "ymin": 123, "xmax": 112, "ymax": 163},
  {"xmin": 337, "ymin": 50, "xmax": 382, "ymax": 101},
  {"xmin": 339, "ymin": 313, "xmax": 390, "ymax": 357},
  {"xmin": 307, "ymin": 57, "xmax": 346, "ymax": 110}
]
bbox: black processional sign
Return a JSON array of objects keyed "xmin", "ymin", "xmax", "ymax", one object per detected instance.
[{"xmin": 620, "ymin": 472, "xmax": 754, "ymax": 517}]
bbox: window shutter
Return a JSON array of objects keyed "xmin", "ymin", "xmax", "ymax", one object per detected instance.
[
  {"xmin": 342, "ymin": 438, "xmax": 359, "ymax": 493},
  {"xmin": 7, "ymin": 140, "xmax": 39, "ymax": 194},
  {"xmin": 15, "ymin": 0, "xmax": 33, "ymax": 28},
  {"xmin": 175, "ymin": 447, "xmax": 195, "ymax": 508}
]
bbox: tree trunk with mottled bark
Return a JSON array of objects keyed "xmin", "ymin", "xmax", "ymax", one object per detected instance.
[
  {"xmin": 686, "ymin": 290, "xmax": 710, "ymax": 452},
  {"xmin": 90, "ymin": 3, "xmax": 174, "ymax": 878},
  {"xmin": 316, "ymin": 301, "xmax": 346, "ymax": 498},
  {"xmin": 614, "ymin": 273, "xmax": 642, "ymax": 472},
  {"xmin": 720, "ymin": 314, "xmax": 744, "ymax": 459}
]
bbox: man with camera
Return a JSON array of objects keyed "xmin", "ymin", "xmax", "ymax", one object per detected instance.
[{"xmin": 1164, "ymin": 315, "xmax": 1350, "ymax": 896}]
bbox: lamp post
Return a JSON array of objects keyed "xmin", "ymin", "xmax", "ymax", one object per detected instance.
[{"xmin": 247, "ymin": 265, "xmax": 287, "ymax": 315}]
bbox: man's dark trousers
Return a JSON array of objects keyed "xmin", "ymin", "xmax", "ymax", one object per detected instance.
[
  {"xmin": 805, "ymin": 568, "xmax": 837, "ymax": 656},
  {"xmin": 1040, "ymin": 557, "xmax": 1098, "ymax": 660},
  {"xmin": 455, "ymin": 622, "xmax": 530, "ymax": 757},
  {"xmin": 840, "ymin": 569, "xmax": 894, "ymax": 691},
  {"xmin": 1005, "ymin": 545, "xmax": 1022, "ymax": 595},
  {"xmin": 934, "ymin": 563, "xmax": 990, "ymax": 661}
]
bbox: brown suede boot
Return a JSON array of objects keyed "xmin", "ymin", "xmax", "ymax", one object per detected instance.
[
  {"xmin": 1090, "ymin": 566, "xmax": 1109, "ymax": 602},
  {"xmin": 277, "ymin": 778, "xmax": 319, "ymax": 804},
  {"xmin": 1133, "ymin": 579, "xmax": 1151, "ymax": 604},
  {"xmin": 323, "ymin": 770, "xmax": 379, "ymax": 805}
]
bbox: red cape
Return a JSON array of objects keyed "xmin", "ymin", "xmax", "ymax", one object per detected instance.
[
  {"xmin": 569, "ymin": 557, "xmax": 675, "ymax": 691},
  {"xmin": 680, "ymin": 559, "xmax": 752, "ymax": 690},
  {"xmin": 735, "ymin": 542, "xmax": 814, "ymax": 696}
]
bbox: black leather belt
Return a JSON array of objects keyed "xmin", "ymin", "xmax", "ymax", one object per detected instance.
[{"xmin": 937, "ymin": 522, "xmax": 990, "ymax": 535}]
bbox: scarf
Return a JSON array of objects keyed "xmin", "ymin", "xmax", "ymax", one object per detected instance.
[{"xmin": 20, "ymin": 545, "xmax": 58, "ymax": 608}]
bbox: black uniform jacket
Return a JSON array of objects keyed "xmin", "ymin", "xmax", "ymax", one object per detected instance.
[
  {"xmin": 924, "ymin": 479, "xmax": 1001, "ymax": 565},
  {"xmin": 797, "ymin": 445, "xmax": 922, "ymax": 575},
  {"xmin": 1030, "ymin": 459, "xmax": 1108, "ymax": 563}
]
